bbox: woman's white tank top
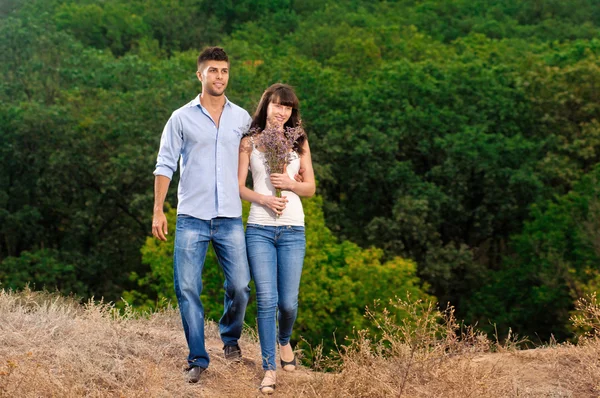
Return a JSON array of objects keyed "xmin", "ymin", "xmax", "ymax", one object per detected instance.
[{"xmin": 247, "ymin": 146, "xmax": 305, "ymax": 226}]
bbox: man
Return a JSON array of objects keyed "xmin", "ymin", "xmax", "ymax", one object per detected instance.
[{"xmin": 152, "ymin": 46, "xmax": 251, "ymax": 383}]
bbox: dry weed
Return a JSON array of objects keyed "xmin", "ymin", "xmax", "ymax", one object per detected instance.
[
  {"xmin": 571, "ymin": 293, "xmax": 600, "ymax": 338},
  {"xmin": 1, "ymin": 288, "xmax": 598, "ymax": 397},
  {"xmin": 307, "ymin": 295, "xmax": 597, "ymax": 398},
  {"xmin": 0, "ymin": 288, "xmax": 266, "ymax": 397}
]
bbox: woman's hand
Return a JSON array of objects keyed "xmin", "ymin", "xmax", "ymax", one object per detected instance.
[
  {"xmin": 261, "ymin": 195, "xmax": 288, "ymax": 216},
  {"xmin": 270, "ymin": 173, "xmax": 296, "ymax": 191}
]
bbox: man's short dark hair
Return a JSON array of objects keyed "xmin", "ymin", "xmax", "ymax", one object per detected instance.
[{"xmin": 197, "ymin": 47, "xmax": 229, "ymax": 70}]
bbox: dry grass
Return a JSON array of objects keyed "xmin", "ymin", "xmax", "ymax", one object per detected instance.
[
  {"xmin": 307, "ymin": 296, "xmax": 600, "ymax": 398},
  {"xmin": 1, "ymin": 289, "xmax": 598, "ymax": 397}
]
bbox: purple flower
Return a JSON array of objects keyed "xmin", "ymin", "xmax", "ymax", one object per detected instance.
[{"xmin": 251, "ymin": 125, "xmax": 305, "ymax": 198}]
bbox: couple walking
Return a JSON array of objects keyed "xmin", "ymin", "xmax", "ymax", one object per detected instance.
[{"xmin": 151, "ymin": 46, "xmax": 315, "ymax": 393}]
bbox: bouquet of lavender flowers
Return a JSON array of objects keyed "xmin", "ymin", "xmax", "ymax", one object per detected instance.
[{"xmin": 252, "ymin": 125, "xmax": 305, "ymax": 198}]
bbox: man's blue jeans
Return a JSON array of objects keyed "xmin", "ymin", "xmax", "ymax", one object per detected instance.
[
  {"xmin": 174, "ymin": 215, "xmax": 250, "ymax": 369},
  {"xmin": 246, "ymin": 224, "xmax": 306, "ymax": 370}
]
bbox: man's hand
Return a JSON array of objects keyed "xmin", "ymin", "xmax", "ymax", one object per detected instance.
[
  {"xmin": 152, "ymin": 211, "xmax": 168, "ymax": 241},
  {"xmin": 294, "ymin": 167, "xmax": 306, "ymax": 183},
  {"xmin": 270, "ymin": 173, "xmax": 296, "ymax": 190}
]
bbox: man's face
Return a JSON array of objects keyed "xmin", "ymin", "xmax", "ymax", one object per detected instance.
[{"xmin": 197, "ymin": 60, "xmax": 229, "ymax": 97}]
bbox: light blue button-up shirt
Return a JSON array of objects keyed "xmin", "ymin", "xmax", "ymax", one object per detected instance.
[{"xmin": 154, "ymin": 95, "xmax": 251, "ymax": 220}]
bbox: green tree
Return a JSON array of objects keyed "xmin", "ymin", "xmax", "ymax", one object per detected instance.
[
  {"xmin": 467, "ymin": 165, "xmax": 600, "ymax": 341},
  {"xmin": 298, "ymin": 196, "xmax": 432, "ymax": 350},
  {"xmin": 0, "ymin": 249, "xmax": 86, "ymax": 295}
]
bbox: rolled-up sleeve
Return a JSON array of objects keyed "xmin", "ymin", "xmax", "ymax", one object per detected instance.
[
  {"xmin": 243, "ymin": 113, "xmax": 252, "ymax": 134},
  {"xmin": 153, "ymin": 113, "xmax": 183, "ymax": 179}
]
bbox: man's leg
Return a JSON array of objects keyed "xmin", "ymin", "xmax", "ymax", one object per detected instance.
[
  {"xmin": 174, "ymin": 215, "xmax": 211, "ymax": 369},
  {"xmin": 211, "ymin": 217, "xmax": 251, "ymax": 348}
]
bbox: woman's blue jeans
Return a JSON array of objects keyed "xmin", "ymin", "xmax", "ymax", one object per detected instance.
[
  {"xmin": 246, "ymin": 224, "xmax": 306, "ymax": 370},
  {"xmin": 174, "ymin": 215, "xmax": 251, "ymax": 369}
]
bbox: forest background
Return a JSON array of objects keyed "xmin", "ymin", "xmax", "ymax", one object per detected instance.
[{"xmin": 1, "ymin": 0, "xmax": 599, "ymax": 356}]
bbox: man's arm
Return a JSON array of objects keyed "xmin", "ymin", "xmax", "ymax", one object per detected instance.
[
  {"xmin": 152, "ymin": 175, "xmax": 171, "ymax": 241},
  {"xmin": 152, "ymin": 113, "xmax": 182, "ymax": 241}
]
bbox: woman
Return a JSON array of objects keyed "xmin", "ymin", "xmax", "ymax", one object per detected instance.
[{"xmin": 238, "ymin": 83, "xmax": 316, "ymax": 394}]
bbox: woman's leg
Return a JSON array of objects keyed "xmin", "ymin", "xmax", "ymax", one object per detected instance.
[
  {"xmin": 276, "ymin": 226, "xmax": 306, "ymax": 347},
  {"xmin": 246, "ymin": 225, "xmax": 278, "ymax": 371}
]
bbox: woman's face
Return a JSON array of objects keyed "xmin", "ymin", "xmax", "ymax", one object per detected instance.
[{"xmin": 266, "ymin": 100, "xmax": 293, "ymax": 129}]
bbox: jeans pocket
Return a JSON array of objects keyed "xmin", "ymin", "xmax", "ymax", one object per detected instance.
[
  {"xmin": 290, "ymin": 226, "xmax": 305, "ymax": 234},
  {"xmin": 177, "ymin": 214, "xmax": 192, "ymax": 229}
]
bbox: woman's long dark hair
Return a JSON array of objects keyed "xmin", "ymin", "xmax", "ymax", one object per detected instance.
[{"xmin": 249, "ymin": 83, "xmax": 306, "ymax": 155}]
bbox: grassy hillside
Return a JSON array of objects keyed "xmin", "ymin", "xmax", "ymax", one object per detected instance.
[{"xmin": 1, "ymin": 289, "xmax": 598, "ymax": 397}]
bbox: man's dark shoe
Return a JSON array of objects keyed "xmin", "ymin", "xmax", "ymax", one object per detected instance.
[
  {"xmin": 223, "ymin": 344, "xmax": 242, "ymax": 361},
  {"xmin": 187, "ymin": 366, "xmax": 206, "ymax": 383}
]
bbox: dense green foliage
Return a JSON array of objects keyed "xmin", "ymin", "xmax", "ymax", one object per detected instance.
[
  {"xmin": 467, "ymin": 165, "xmax": 600, "ymax": 341},
  {"xmin": 1, "ymin": 0, "xmax": 599, "ymax": 346}
]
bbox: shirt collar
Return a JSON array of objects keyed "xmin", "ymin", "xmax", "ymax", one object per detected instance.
[{"xmin": 192, "ymin": 94, "xmax": 231, "ymax": 109}]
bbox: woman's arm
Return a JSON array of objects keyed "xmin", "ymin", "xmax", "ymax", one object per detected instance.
[
  {"xmin": 238, "ymin": 136, "xmax": 288, "ymax": 216},
  {"xmin": 270, "ymin": 139, "xmax": 316, "ymax": 197}
]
